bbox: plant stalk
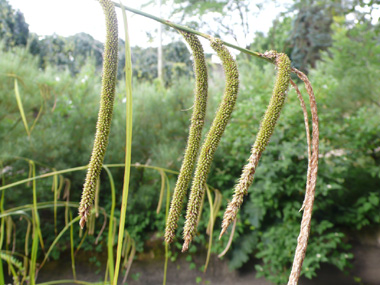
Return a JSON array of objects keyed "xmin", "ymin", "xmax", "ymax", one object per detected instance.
[
  {"xmin": 111, "ymin": 1, "xmax": 273, "ymax": 63},
  {"xmin": 113, "ymin": 2, "xmax": 133, "ymax": 284}
]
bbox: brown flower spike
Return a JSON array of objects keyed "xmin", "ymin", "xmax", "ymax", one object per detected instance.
[
  {"xmin": 79, "ymin": 0, "xmax": 118, "ymax": 229},
  {"xmin": 220, "ymin": 51, "xmax": 291, "ymax": 238},
  {"xmin": 182, "ymin": 38, "xmax": 239, "ymax": 252},
  {"xmin": 288, "ymin": 68, "xmax": 319, "ymax": 285},
  {"xmin": 165, "ymin": 31, "xmax": 208, "ymax": 244}
]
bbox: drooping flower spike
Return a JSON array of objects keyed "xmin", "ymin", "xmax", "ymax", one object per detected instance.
[
  {"xmin": 182, "ymin": 38, "xmax": 239, "ymax": 252},
  {"xmin": 165, "ymin": 31, "xmax": 208, "ymax": 244},
  {"xmin": 220, "ymin": 51, "xmax": 291, "ymax": 238},
  {"xmin": 79, "ymin": 0, "xmax": 118, "ymax": 229}
]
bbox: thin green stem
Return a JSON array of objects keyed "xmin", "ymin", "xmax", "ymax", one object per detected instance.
[
  {"xmin": 0, "ymin": 164, "xmax": 177, "ymax": 192},
  {"xmin": 14, "ymin": 78, "xmax": 30, "ymax": 137},
  {"xmin": 36, "ymin": 280, "xmax": 105, "ymax": 285},
  {"xmin": 163, "ymin": 174, "xmax": 170, "ymax": 285},
  {"xmin": 113, "ymin": 3, "xmax": 133, "ymax": 284},
  {"xmin": 0, "ymin": 257, "xmax": 3, "ymax": 285},
  {"xmin": 103, "ymin": 166, "xmax": 115, "ymax": 282},
  {"xmin": 53, "ymin": 173, "xmax": 58, "ymax": 235},
  {"xmin": 0, "ymin": 165, "xmax": 87, "ymax": 192},
  {"xmin": 0, "ymin": 161, "xmax": 5, "ymax": 284},
  {"xmin": 30, "ymin": 160, "xmax": 40, "ymax": 285},
  {"xmin": 112, "ymin": 1, "xmax": 273, "ymax": 63},
  {"xmin": 69, "ymin": 211, "xmax": 77, "ymax": 280},
  {"xmin": 204, "ymin": 185, "xmax": 214, "ymax": 273},
  {"xmin": 38, "ymin": 216, "xmax": 81, "ymax": 270},
  {"xmin": 0, "ymin": 202, "xmax": 79, "ymax": 218}
]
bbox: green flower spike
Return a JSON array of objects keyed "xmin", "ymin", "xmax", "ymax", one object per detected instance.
[
  {"xmin": 79, "ymin": 0, "xmax": 118, "ymax": 229},
  {"xmin": 182, "ymin": 38, "xmax": 239, "ymax": 252},
  {"xmin": 220, "ymin": 51, "xmax": 291, "ymax": 238},
  {"xmin": 165, "ymin": 31, "xmax": 208, "ymax": 244}
]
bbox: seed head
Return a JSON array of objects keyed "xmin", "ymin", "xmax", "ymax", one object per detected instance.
[
  {"xmin": 79, "ymin": 0, "xmax": 118, "ymax": 228},
  {"xmin": 182, "ymin": 38, "xmax": 239, "ymax": 251},
  {"xmin": 220, "ymin": 52, "xmax": 291, "ymax": 238},
  {"xmin": 165, "ymin": 31, "xmax": 208, "ymax": 244}
]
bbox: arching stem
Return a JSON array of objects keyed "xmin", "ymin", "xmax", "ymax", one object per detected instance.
[{"xmin": 111, "ymin": 1, "xmax": 273, "ymax": 64}]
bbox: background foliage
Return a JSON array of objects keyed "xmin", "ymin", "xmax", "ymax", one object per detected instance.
[{"xmin": 1, "ymin": 0, "xmax": 380, "ymax": 284}]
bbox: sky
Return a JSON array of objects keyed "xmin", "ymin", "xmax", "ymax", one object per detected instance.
[{"xmin": 7, "ymin": 0, "xmax": 290, "ymax": 51}]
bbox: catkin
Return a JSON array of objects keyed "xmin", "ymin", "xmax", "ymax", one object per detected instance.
[
  {"xmin": 182, "ymin": 38, "xmax": 239, "ymax": 252},
  {"xmin": 165, "ymin": 31, "xmax": 208, "ymax": 244},
  {"xmin": 79, "ymin": 0, "xmax": 118, "ymax": 229},
  {"xmin": 220, "ymin": 51, "xmax": 291, "ymax": 238}
]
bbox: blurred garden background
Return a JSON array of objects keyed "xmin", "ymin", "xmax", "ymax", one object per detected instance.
[{"xmin": 1, "ymin": 0, "xmax": 379, "ymax": 284}]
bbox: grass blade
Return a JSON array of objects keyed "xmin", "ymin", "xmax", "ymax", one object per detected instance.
[
  {"xmin": 207, "ymin": 189, "xmax": 221, "ymax": 235},
  {"xmin": 38, "ymin": 215, "xmax": 81, "ymax": 270},
  {"xmin": 0, "ymin": 164, "xmax": 177, "ymax": 193},
  {"xmin": 122, "ymin": 239, "xmax": 135, "ymax": 284},
  {"xmin": 156, "ymin": 169, "xmax": 166, "ymax": 214},
  {"xmin": 103, "ymin": 166, "xmax": 116, "ymax": 282},
  {"xmin": 218, "ymin": 218, "xmax": 236, "ymax": 258},
  {"xmin": 0, "ymin": 202, "xmax": 79, "ymax": 218},
  {"xmin": 29, "ymin": 160, "xmax": 41, "ymax": 285},
  {"xmin": 113, "ymin": 2, "xmax": 133, "ymax": 284},
  {"xmin": 69, "ymin": 211, "xmax": 77, "ymax": 280},
  {"xmin": 0, "ymin": 256, "xmax": 3, "ymax": 285},
  {"xmin": 0, "ymin": 252, "xmax": 23, "ymax": 282},
  {"xmin": 14, "ymin": 79, "xmax": 30, "ymax": 137},
  {"xmin": 0, "ymin": 161, "xmax": 5, "ymax": 284},
  {"xmin": 204, "ymin": 185, "xmax": 214, "ymax": 273},
  {"xmin": 94, "ymin": 178, "xmax": 100, "ymax": 218},
  {"xmin": 163, "ymin": 174, "xmax": 170, "ymax": 285},
  {"xmin": 30, "ymin": 213, "xmax": 39, "ymax": 285},
  {"xmin": 29, "ymin": 100, "xmax": 44, "ymax": 134},
  {"xmin": 22, "ymin": 220, "xmax": 32, "ymax": 283},
  {"xmin": 36, "ymin": 280, "xmax": 104, "ymax": 285},
  {"xmin": 53, "ymin": 172, "xmax": 58, "ymax": 235}
]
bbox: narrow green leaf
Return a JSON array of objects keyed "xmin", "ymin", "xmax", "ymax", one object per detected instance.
[
  {"xmin": 0, "ymin": 161, "xmax": 5, "ymax": 285},
  {"xmin": 163, "ymin": 174, "xmax": 170, "ymax": 285},
  {"xmin": 156, "ymin": 170, "xmax": 166, "ymax": 214},
  {"xmin": 36, "ymin": 280, "xmax": 104, "ymax": 285},
  {"xmin": 69, "ymin": 211, "xmax": 77, "ymax": 280},
  {"xmin": 29, "ymin": 160, "xmax": 40, "ymax": 285},
  {"xmin": 53, "ymin": 173, "xmax": 58, "ymax": 235},
  {"xmin": 38, "ymin": 215, "xmax": 81, "ymax": 270},
  {"xmin": 0, "ymin": 163, "xmax": 177, "ymax": 193},
  {"xmin": 103, "ymin": 166, "xmax": 116, "ymax": 282},
  {"xmin": 0, "ymin": 257, "xmax": 4, "ymax": 285},
  {"xmin": 29, "ymin": 101, "xmax": 44, "ymax": 134},
  {"xmin": 14, "ymin": 79, "xmax": 30, "ymax": 137},
  {"xmin": 204, "ymin": 185, "xmax": 214, "ymax": 273},
  {"xmin": 114, "ymin": 2, "xmax": 133, "ymax": 284}
]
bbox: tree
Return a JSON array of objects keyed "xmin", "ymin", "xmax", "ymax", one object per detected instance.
[
  {"xmin": 0, "ymin": 0, "xmax": 29, "ymax": 48},
  {"xmin": 29, "ymin": 34, "xmax": 70, "ymax": 70},
  {"xmin": 168, "ymin": 0, "xmax": 266, "ymax": 47},
  {"xmin": 288, "ymin": 0, "xmax": 380, "ymax": 72},
  {"xmin": 287, "ymin": 0, "xmax": 333, "ymax": 73},
  {"xmin": 131, "ymin": 40, "xmax": 193, "ymax": 86}
]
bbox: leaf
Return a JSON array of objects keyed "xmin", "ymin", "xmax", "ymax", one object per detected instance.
[
  {"xmin": 369, "ymin": 193, "xmax": 379, "ymax": 206},
  {"xmin": 114, "ymin": 2, "xmax": 134, "ymax": 284},
  {"xmin": 229, "ymin": 232, "xmax": 258, "ymax": 270},
  {"xmin": 14, "ymin": 79, "xmax": 30, "ymax": 137}
]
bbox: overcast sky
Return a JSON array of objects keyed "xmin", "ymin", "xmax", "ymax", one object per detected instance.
[{"xmin": 7, "ymin": 0, "xmax": 290, "ymax": 50}]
